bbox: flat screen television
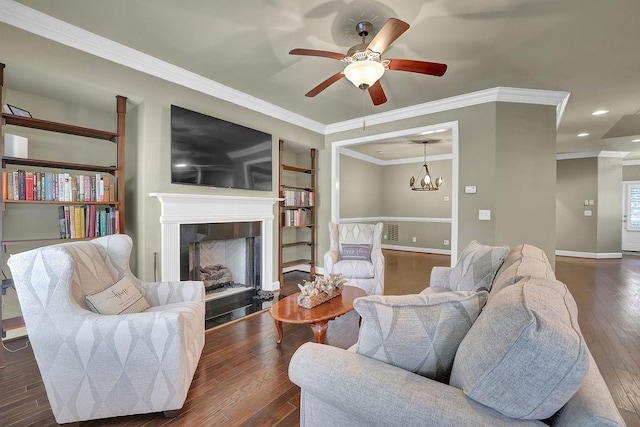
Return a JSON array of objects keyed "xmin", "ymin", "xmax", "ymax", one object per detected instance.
[{"xmin": 171, "ymin": 105, "xmax": 273, "ymax": 191}]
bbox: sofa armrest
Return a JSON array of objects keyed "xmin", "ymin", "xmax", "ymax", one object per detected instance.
[
  {"xmin": 549, "ymin": 353, "xmax": 625, "ymax": 426},
  {"xmin": 139, "ymin": 280, "xmax": 205, "ymax": 307},
  {"xmin": 430, "ymin": 266, "xmax": 452, "ymax": 289},
  {"xmin": 289, "ymin": 343, "xmax": 543, "ymax": 427},
  {"xmin": 324, "ymin": 249, "xmax": 339, "ymax": 275}
]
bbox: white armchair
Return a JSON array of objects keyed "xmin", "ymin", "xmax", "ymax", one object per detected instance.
[
  {"xmin": 324, "ymin": 222, "xmax": 385, "ymax": 295},
  {"xmin": 7, "ymin": 234, "xmax": 205, "ymax": 424}
]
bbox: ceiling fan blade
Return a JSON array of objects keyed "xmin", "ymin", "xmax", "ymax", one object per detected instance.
[
  {"xmin": 305, "ymin": 72, "xmax": 345, "ymax": 97},
  {"xmin": 387, "ymin": 59, "xmax": 448, "ymax": 76},
  {"xmin": 289, "ymin": 48, "xmax": 346, "ymax": 61},
  {"xmin": 368, "ymin": 81, "xmax": 387, "ymax": 105},
  {"xmin": 367, "ymin": 18, "xmax": 410, "ymax": 55}
]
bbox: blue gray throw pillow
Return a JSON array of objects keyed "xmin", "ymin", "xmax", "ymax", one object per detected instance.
[
  {"xmin": 448, "ymin": 240, "xmax": 508, "ymax": 292},
  {"xmin": 354, "ymin": 290, "xmax": 488, "ymax": 383}
]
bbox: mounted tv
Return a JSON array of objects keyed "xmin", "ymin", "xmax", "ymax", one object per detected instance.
[{"xmin": 171, "ymin": 105, "xmax": 273, "ymax": 191}]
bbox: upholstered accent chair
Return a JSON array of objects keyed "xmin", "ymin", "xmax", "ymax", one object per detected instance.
[
  {"xmin": 7, "ymin": 234, "xmax": 205, "ymax": 424},
  {"xmin": 323, "ymin": 222, "xmax": 384, "ymax": 295}
]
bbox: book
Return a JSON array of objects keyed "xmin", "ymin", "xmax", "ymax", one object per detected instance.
[
  {"xmin": 103, "ymin": 177, "xmax": 111, "ymax": 203},
  {"xmin": 25, "ymin": 171, "xmax": 34, "ymax": 200},
  {"xmin": 13, "ymin": 171, "xmax": 19, "ymax": 200},
  {"xmin": 67, "ymin": 205, "xmax": 74, "ymax": 238},
  {"xmin": 74, "ymin": 207, "xmax": 84, "ymax": 238},
  {"xmin": 99, "ymin": 210, "xmax": 107, "ymax": 236},
  {"xmin": 78, "ymin": 175, "xmax": 85, "ymax": 201},
  {"xmin": 58, "ymin": 206, "xmax": 67, "ymax": 238},
  {"xmin": 89, "ymin": 205, "xmax": 96, "ymax": 237},
  {"xmin": 7, "ymin": 173, "xmax": 13, "ymax": 200},
  {"xmin": 2, "ymin": 172, "xmax": 7, "ymax": 200},
  {"xmin": 17, "ymin": 170, "xmax": 26, "ymax": 200},
  {"xmin": 114, "ymin": 209, "xmax": 120, "ymax": 234}
]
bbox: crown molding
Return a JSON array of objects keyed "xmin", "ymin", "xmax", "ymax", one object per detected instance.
[
  {"xmin": 557, "ymin": 151, "xmax": 630, "ymax": 160},
  {"xmin": 339, "ymin": 147, "xmax": 452, "ymax": 166},
  {"xmin": 325, "ymin": 87, "xmax": 571, "ymax": 134},
  {"xmin": 0, "ymin": 0, "xmax": 570, "ymax": 137},
  {"xmin": 0, "ymin": 0, "xmax": 325, "ymax": 134}
]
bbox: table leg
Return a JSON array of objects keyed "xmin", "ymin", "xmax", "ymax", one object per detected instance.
[
  {"xmin": 310, "ymin": 320, "xmax": 329, "ymax": 344},
  {"xmin": 274, "ymin": 319, "xmax": 284, "ymax": 344}
]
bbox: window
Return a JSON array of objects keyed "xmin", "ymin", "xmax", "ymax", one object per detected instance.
[{"xmin": 626, "ymin": 184, "xmax": 640, "ymax": 230}]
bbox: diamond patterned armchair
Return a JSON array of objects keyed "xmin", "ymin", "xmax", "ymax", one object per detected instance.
[
  {"xmin": 324, "ymin": 222, "xmax": 385, "ymax": 295},
  {"xmin": 7, "ymin": 234, "xmax": 205, "ymax": 424}
]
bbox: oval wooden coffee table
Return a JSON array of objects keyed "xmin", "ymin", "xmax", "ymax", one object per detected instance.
[{"xmin": 270, "ymin": 285, "xmax": 367, "ymax": 344}]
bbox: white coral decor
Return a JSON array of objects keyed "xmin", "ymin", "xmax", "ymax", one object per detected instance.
[{"xmin": 297, "ymin": 274, "xmax": 346, "ymax": 297}]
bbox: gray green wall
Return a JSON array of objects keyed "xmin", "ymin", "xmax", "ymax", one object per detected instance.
[
  {"xmin": 339, "ymin": 155, "xmax": 383, "ymax": 218},
  {"xmin": 623, "ymin": 165, "xmax": 640, "ymax": 181},
  {"xmin": 322, "ymin": 102, "xmax": 558, "ymax": 265},
  {"xmin": 556, "ymin": 156, "xmax": 623, "ymax": 254},
  {"xmin": 556, "ymin": 158, "xmax": 598, "ymax": 252},
  {"xmin": 596, "ymin": 157, "xmax": 623, "ymax": 253}
]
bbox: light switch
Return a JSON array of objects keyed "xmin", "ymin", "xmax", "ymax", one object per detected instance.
[
  {"xmin": 589, "ymin": 200, "xmax": 594, "ymax": 206},
  {"xmin": 584, "ymin": 210, "xmax": 593, "ymax": 216},
  {"xmin": 584, "ymin": 200, "xmax": 589, "ymax": 206},
  {"xmin": 465, "ymin": 186, "xmax": 477, "ymax": 194},
  {"xmin": 444, "ymin": 196, "xmax": 450, "ymax": 202},
  {"xmin": 479, "ymin": 210, "xmax": 491, "ymax": 221}
]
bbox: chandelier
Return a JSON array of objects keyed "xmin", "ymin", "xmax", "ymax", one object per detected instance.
[{"xmin": 410, "ymin": 142, "xmax": 443, "ymax": 191}]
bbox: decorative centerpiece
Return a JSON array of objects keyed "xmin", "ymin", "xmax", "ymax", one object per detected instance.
[{"xmin": 297, "ymin": 274, "xmax": 347, "ymax": 309}]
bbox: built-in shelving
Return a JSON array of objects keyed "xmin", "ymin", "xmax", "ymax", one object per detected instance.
[
  {"xmin": 0, "ymin": 62, "xmax": 127, "ymax": 366},
  {"xmin": 278, "ymin": 140, "xmax": 316, "ymax": 286}
]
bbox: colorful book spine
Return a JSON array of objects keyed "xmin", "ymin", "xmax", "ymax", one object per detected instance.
[{"xmin": 1, "ymin": 172, "xmax": 7, "ymax": 200}]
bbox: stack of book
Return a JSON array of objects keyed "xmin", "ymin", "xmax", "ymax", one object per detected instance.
[
  {"xmin": 282, "ymin": 190, "xmax": 314, "ymax": 207},
  {"xmin": 1, "ymin": 170, "xmax": 115, "ymax": 202},
  {"xmin": 283, "ymin": 208, "xmax": 312, "ymax": 227},
  {"xmin": 58, "ymin": 205, "xmax": 120, "ymax": 239}
]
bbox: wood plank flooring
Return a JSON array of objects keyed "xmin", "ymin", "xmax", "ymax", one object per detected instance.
[{"xmin": 1, "ymin": 251, "xmax": 639, "ymax": 426}]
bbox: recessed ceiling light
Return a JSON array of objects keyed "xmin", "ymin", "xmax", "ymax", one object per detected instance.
[
  {"xmin": 577, "ymin": 132, "xmax": 590, "ymax": 137},
  {"xmin": 592, "ymin": 110, "xmax": 609, "ymax": 116},
  {"xmin": 632, "ymin": 139, "xmax": 640, "ymax": 142},
  {"xmin": 420, "ymin": 130, "xmax": 434, "ymax": 135},
  {"xmin": 434, "ymin": 128, "xmax": 447, "ymax": 133},
  {"xmin": 174, "ymin": 163, "xmax": 187, "ymax": 167}
]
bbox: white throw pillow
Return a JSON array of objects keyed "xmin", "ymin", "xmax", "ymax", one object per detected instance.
[
  {"xmin": 353, "ymin": 290, "xmax": 488, "ymax": 383},
  {"xmin": 85, "ymin": 276, "xmax": 150, "ymax": 315},
  {"xmin": 448, "ymin": 240, "xmax": 509, "ymax": 292}
]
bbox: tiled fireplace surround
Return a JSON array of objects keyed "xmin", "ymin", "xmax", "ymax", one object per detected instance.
[{"xmin": 150, "ymin": 193, "xmax": 280, "ymax": 292}]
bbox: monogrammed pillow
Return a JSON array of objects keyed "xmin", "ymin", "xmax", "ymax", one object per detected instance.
[
  {"xmin": 341, "ymin": 243, "xmax": 371, "ymax": 260},
  {"xmin": 85, "ymin": 276, "xmax": 150, "ymax": 315}
]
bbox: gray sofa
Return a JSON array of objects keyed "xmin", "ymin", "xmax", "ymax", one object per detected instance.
[{"xmin": 289, "ymin": 244, "xmax": 625, "ymax": 426}]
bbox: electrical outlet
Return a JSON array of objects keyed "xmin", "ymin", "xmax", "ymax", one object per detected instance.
[
  {"xmin": 412, "ymin": 237, "xmax": 417, "ymax": 243},
  {"xmin": 384, "ymin": 234, "xmax": 387, "ymax": 240},
  {"xmin": 444, "ymin": 240, "xmax": 450, "ymax": 246}
]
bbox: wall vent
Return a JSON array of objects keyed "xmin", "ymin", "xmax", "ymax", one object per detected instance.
[{"xmin": 387, "ymin": 224, "xmax": 399, "ymax": 242}]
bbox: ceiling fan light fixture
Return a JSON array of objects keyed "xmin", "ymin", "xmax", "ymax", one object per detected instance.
[{"xmin": 344, "ymin": 60, "xmax": 385, "ymax": 89}]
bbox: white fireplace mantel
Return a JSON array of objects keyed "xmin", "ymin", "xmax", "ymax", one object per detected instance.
[{"xmin": 150, "ymin": 193, "xmax": 280, "ymax": 290}]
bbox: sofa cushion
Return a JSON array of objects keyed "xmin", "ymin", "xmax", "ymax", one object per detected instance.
[
  {"xmin": 450, "ymin": 277, "xmax": 589, "ymax": 420},
  {"xmin": 353, "ymin": 290, "xmax": 488, "ymax": 383},
  {"xmin": 85, "ymin": 276, "xmax": 150, "ymax": 315},
  {"xmin": 334, "ymin": 259, "xmax": 374, "ymax": 279},
  {"xmin": 490, "ymin": 244, "xmax": 555, "ymax": 300},
  {"xmin": 448, "ymin": 240, "xmax": 508, "ymax": 292}
]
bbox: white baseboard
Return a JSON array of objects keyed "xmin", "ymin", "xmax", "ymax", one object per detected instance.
[
  {"xmin": 381, "ymin": 244, "xmax": 451, "ymax": 255},
  {"xmin": 555, "ymin": 250, "xmax": 622, "ymax": 259}
]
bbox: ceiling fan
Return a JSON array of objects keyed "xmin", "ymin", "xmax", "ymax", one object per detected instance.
[{"xmin": 289, "ymin": 18, "xmax": 448, "ymax": 106}]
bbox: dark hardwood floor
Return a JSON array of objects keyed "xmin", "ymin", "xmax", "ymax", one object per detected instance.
[{"xmin": 1, "ymin": 251, "xmax": 640, "ymax": 426}]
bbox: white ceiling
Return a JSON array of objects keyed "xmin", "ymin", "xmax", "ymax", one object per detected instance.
[{"xmin": 4, "ymin": 0, "xmax": 640, "ymax": 158}]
